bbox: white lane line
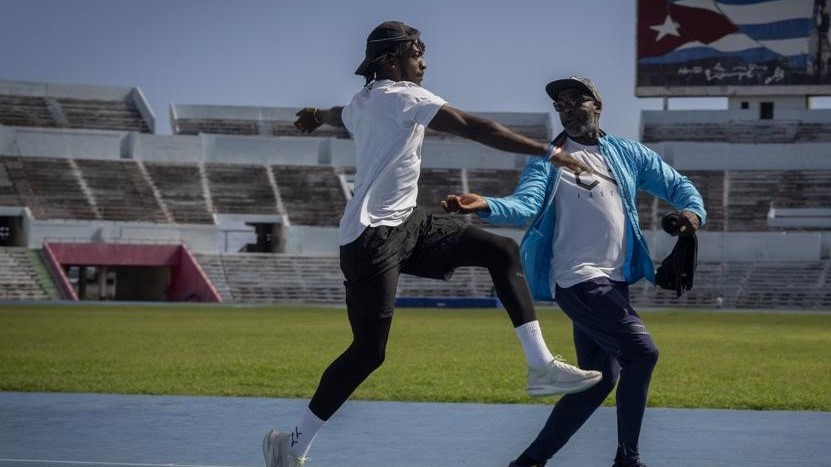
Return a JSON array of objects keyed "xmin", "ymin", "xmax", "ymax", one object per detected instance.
[{"xmin": 0, "ymin": 459, "xmax": 253, "ymax": 467}]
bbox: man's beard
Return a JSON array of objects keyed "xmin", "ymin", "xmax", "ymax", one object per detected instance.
[{"xmin": 564, "ymin": 114, "xmax": 597, "ymax": 139}]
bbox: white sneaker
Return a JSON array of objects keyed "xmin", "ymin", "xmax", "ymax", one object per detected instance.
[
  {"xmin": 262, "ymin": 430, "xmax": 308, "ymax": 467},
  {"xmin": 526, "ymin": 356, "xmax": 603, "ymax": 396}
]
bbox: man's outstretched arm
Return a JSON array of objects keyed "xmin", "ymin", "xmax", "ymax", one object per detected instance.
[
  {"xmin": 428, "ymin": 105, "xmax": 588, "ymax": 173},
  {"xmin": 294, "ymin": 106, "xmax": 344, "ymax": 133}
]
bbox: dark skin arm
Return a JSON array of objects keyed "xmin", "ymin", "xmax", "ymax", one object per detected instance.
[
  {"xmin": 294, "ymin": 104, "xmax": 589, "ymax": 173},
  {"xmin": 429, "ymin": 105, "xmax": 589, "ymax": 173},
  {"xmin": 294, "ymin": 106, "xmax": 344, "ymax": 132}
]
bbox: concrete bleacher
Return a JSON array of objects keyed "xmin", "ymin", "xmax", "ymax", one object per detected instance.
[
  {"xmin": 143, "ymin": 162, "xmax": 213, "ymax": 224},
  {"xmin": 636, "ymin": 169, "xmax": 831, "ymax": 232},
  {"xmin": 17, "ymin": 157, "xmax": 98, "ymax": 220},
  {"xmin": 735, "ymin": 261, "xmax": 830, "ymax": 309},
  {"xmin": 0, "ymin": 80, "xmax": 154, "ymax": 133},
  {"xmin": 195, "ymin": 253, "xmax": 500, "ymax": 304},
  {"xmin": 272, "ymin": 165, "xmax": 344, "ymax": 226},
  {"xmin": 642, "ymin": 118, "xmax": 831, "ymax": 144},
  {"xmin": 417, "ymin": 168, "xmax": 464, "ymax": 214},
  {"xmin": 57, "ymin": 98, "xmax": 150, "ymax": 133},
  {"xmin": 170, "ymin": 104, "xmax": 352, "ymax": 138},
  {"xmin": 193, "ymin": 253, "xmax": 831, "ymax": 310},
  {"xmin": 0, "ymin": 95, "xmax": 56, "ymax": 128},
  {"xmin": 0, "ymin": 156, "xmax": 28, "ymax": 208},
  {"xmin": 774, "ymin": 171, "xmax": 831, "ymax": 209},
  {"xmin": 74, "ymin": 159, "xmax": 167, "ymax": 223},
  {"xmin": 0, "ymin": 247, "xmax": 50, "ymax": 300},
  {"xmin": 195, "ymin": 253, "xmax": 344, "ymax": 303},
  {"xmin": 204, "ymin": 163, "xmax": 278, "ymax": 215}
]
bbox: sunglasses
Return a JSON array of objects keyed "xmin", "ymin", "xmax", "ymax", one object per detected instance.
[{"xmin": 553, "ymin": 96, "xmax": 595, "ymax": 112}]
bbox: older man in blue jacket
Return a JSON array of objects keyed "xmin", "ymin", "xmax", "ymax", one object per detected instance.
[{"xmin": 443, "ymin": 77, "xmax": 706, "ymax": 467}]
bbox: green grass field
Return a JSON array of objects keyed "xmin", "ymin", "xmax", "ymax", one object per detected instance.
[{"xmin": 0, "ymin": 304, "xmax": 829, "ymax": 411}]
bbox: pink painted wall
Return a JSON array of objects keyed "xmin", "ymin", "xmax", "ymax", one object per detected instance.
[
  {"xmin": 44, "ymin": 242, "xmax": 221, "ymax": 303},
  {"xmin": 41, "ymin": 242, "xmax": 78, "ymax": 300},
  {"xmin": 169, "ymin": 245, "xmax": 222, "ymax": 302},
  {"xmin": 47, "ymin": 243, "xmax": 180, "ymax": 266}
]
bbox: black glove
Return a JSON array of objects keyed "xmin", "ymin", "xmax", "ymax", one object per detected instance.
[{"xmin": 655, "ymin": 212, "xmax": 698, "ymax": 298}]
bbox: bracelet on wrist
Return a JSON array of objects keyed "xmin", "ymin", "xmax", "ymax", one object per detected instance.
[{"xmin": 312, "ymin": 108, "xmax": 322, "ymax": 125}]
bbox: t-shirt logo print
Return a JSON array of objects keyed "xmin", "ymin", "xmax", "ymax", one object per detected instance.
[{"xmin": 575, "ymin": 172, "xmax": 599, "ymax": 191}]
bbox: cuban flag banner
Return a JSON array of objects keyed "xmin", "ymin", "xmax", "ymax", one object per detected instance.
[{"xmin": 636, "ymin": 0, "xmax": 831, "ymax": 95}]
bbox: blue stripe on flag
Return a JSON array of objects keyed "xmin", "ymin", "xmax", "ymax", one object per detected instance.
[
  {"xmin": 738, "ymin": 19, "xmax": 813, "ymax": 40},
  {"xmin": 638, "ymin": 46, "xmax": 801, "ymax": 64}
]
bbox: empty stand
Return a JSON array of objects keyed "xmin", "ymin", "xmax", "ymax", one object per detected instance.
[
  {"xmin": 144, "ymin": 162, "xmax": 213, "ymax": 224},
  {"xmin": 18, "ymin": 157, "xmax": 98, "ymax": 220},
  {"xmin": 642, "ymin": 120, "xmax": 831, "ymax": 144},
  {"xmin": 0, "ymin": 157, "xmax": 28, "ymax": 207},
  {"xmin": 0, "ymin": 247, "xmax": 50, "ymax": 300},
  {"xmin": 74, "ymin": 159, "xmax": 167, "ymax": 223},
  {"xmin": 417, "ymin": 168, "xmax": 464, "ymax": 214},
  {"xmin": 194, "ymin": 253, "xmax": 831, "ymax": 309},
  {"xmin": 272, "ymin": 165, "xmax": 345, "ymax": 226},
  {"xmin": 0, "ymin": 81, "xmax": 152, "ymax": 132},
  {"xmin": 176, "ymin": 119, "xmax": 260, "ymax": 136},
  {"xmin": 0, "ymin": 95, "xmax": 55, "ymax": 128},
  {"xmin": 725, "ymin": 171, "xmax": 782, "ymax": 231},
  {"xmin": 195, "ymin": 253, "xmax": 502, "ymax": 304},
  {"xmin": 196, "ymin": 253, "xmax": 344, "ymax": 303},
  {"xmin": 205, "ymin": 163, "xmax": 278, "ymax": 215},
  {"xmin": 774, "ymin": 171, "xmax": 831, "ymax": 209},
  {"xmin": 57, "ymin": 98, "xmax": 150, "ymax": 133}
]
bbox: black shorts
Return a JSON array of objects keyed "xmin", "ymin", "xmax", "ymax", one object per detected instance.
[{"xmin": 340, "ymin": 207, "xmax": 468, "ymax": 320}]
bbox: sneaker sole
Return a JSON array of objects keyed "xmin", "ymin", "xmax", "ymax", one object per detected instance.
[{"xmin": 526, "ymin": 373, "xmax": 603, "ymax": 397}]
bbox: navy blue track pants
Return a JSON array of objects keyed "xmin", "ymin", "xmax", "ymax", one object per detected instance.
[{"xmin": 521, "ymin": 277, "xmax": 659, "ymax": 463}]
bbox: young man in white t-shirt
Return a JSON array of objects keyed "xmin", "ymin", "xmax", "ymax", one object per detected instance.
[
  {"xmin": 261, "ymin": 22, "xmax": 601, "ymax": 467},
  {"xmin": 443, "ymin": 77, "xmax": 706, "ymax": 467}
]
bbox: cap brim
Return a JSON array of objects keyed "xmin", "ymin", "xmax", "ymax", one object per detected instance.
[
  {"xmin": 545, "ymin": 79, "xmax": 593, "ymax": 101},
  {"xmin": 355, "ymin": 56, "xmax": 373, "ymax": 76}
]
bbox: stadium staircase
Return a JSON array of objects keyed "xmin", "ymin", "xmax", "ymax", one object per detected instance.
[{"xmin": 0, "ymin": 247, "xmax": 53, "ymax": 301}]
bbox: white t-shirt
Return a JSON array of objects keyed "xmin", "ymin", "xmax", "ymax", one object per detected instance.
[
  {"xmin": 549, "ymin": 137, "xmax": 628, "ymax": 293},
  {"xmin": 339, "ymin": 80, "xmax": 447, "ymax": 245}
]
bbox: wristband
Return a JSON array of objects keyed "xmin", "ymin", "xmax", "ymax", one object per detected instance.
[{"xmin": 312, "ymin": 108, "xmax": 322, "ymax": 125}]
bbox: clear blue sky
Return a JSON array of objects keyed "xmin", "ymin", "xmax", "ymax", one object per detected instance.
[{"xmin": 2, "ymin": 0, "xmax": 732, "ymax": 139}]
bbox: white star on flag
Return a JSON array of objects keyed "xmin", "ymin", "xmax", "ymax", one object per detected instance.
[{"xmin": 650, "ymin": 15, "xmax": 681, "ymax": 41}]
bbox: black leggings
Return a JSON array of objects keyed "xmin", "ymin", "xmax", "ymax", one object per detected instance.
[{"xmin": 308, "ymin": 226, "xmax": 537, "ymax": 420}]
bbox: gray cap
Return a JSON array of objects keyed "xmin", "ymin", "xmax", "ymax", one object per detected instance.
[{"xmin": 545, "ymin": 76, "xmax": 602, "ymax": 103}]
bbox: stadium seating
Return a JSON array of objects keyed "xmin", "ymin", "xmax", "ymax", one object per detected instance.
[
  {"xmin": 193, "ymin": 253, "xmax": 830, "ymax": 309},
  {"xmin": 143, "ymin": 162, "xmax": 213, "ymax": 224},
  {"xmin": 195, "ymin": 252, "xmax": 500, "ymax": 304},
  {"xmin": 74, "ymin": 159, "xmax": 167, "ymax": 223},
  {"xmin": 416, "ymin": 168, "xmax": 464, "ymax": 214},
  {"xmin": 18, "ymin": 157, "xmax": 99, "ymax": 220},
  {"xmin": 0, "ymin": 247, "xmax": 50, "ymax": 300},
  {"xmin": 0, "ymin": 95, "xmax": 56, "ymax": 128},
  {"xmin": 271, "ymin": 165, "xmax": 345, "ymax": 226},
  {"xmin": 204, "ymin": 163, "xmax": 278, "ymax": 215},
  {"xmin": 56, "ymin": 98, "xmax": 150, "ymax": 133},
  {"xmin": 642, "ymin": 120, "xmax": 831, "ymax": 144}
]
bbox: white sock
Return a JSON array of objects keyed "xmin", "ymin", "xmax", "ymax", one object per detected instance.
[
  {"xmin": 289, "ymin": 408, "xmax": 326, "ymax": 459},
  {"xmin": 515, "ymin": 320, "xmax": 555, "ymax": 368}
]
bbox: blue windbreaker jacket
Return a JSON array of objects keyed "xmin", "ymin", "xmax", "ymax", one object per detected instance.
[{"xmin": 479, "ymin": 133, "xmax": 707, "ymax": 301}]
